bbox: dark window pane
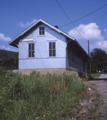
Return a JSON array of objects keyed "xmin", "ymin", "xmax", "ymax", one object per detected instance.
[
  {"xmin": 32, "ymin": 44, "xmax": 34, "ymax": 50},
  {"xmin": 49, "ymin": 42, "xmax": 56, "ymax": 56},
  {"xmin": 29, "ymin": 51, "xmax": 31, "ymax": 57},
  {"xmin": 53, "ymin": 42, "xmax": 55, "ymax": 49},
  {"xmin": 51, "ymin": 43, "xmax": 53, "ymax": 49},
  {"xmin": 53, "ymin": 50, "xmax": 56, "ymax": 56},
  {"xmin": 32, "ymin": 51, "xmax": 34, "ymax": 57},
  {"xmin": 49, "ymin": 50, "xmax": 51, "ymax": 56},
  {"xmin": 29, "ymin": 43, "xmax": 35, "ymax": 57},
  {"xmin": 39, "ymin": 27, "xmax": 41, "ymax": 35},
  {"xmin": 29, "ymin": 44, "xmax": 31, "ymax": 50},
  {"xmin": 39, "ymin": 31, "xmax": 41, "ymax": 35},
  {"xmin": 41, "ymin": 31, "xmax": 43, "ymax": 35},
  {"xmin": 42, "ymin": 27, "xmax": 44, "ymax": 30},
  {"xmin": 43, "ymin": 27, "xmax": 45, "ymax": 35},
  {"xmin": 49, "ymin": 43, "xmax": 51, "ymax": 49},
  {"xmin": 49, "ymin": 50, "xmax": 52, "ymax": 56},
  {"xmin": 50, "ymin": 50, "xmax": 52, "ymax": 56},
  {"xmin": 39, "ymin": 27, "xmax": 44, "ymax": 35}
]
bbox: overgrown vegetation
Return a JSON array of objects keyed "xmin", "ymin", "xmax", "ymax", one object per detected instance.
[
  {"xmin": 0, "ymin": 53, "xmax": 18, "ymax": 69},
  {"xmin": 91, "ymin": 73, "xmax": 100, "ymax": 78},
  {"xmin": 87, "ymin": 73, "xmax": 101, "ymax": 80},
  {"xmin": 0, "ymin": 68, "xmax": 86, "ymax": 120}
]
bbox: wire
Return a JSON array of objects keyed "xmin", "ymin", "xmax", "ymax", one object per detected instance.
[
  {"xmin": 73, "ymin": 4, "xmax": 107, "ymax": 23},
  {"xmin": 56, "ymin": 0, "xmax": 88, "ymax": 42},
  {"xmin": 59, "ymin": 3, "xmax": 107, "ymax": 28},
  {"xmin": 11, "ymin": 2, "xmax": 107, "ymax": 45}
]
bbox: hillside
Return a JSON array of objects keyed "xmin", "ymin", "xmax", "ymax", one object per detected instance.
[{"xmin": 0, "ymin": 49, "xmax": 17, "ymax": 59}]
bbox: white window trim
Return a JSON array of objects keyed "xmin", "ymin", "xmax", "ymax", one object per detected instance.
[
  {"xmin": 39, "ymin": 27, "xmax": 45, "ymax": 35},
  {"xmin": 47, "ymin": 40, "xmax": 57, "ymax": 57},
  {"xmin": 28, "ymin": 43, "xmax": 35, "ymax": 58}
]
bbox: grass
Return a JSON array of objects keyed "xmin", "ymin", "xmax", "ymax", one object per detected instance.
[
  {"xmin": 0, "ymin": 68, "xmax": 86, "ymax": 120},
  {"xmin": 91, "ymin": 73, "xmax": 100, "ymax": 78},
  {"xmin": 81, "ymin": 73, "xmax": 101, "ymax": 81}
]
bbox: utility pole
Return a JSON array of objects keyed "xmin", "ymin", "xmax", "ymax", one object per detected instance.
[
  {"xmin": 88, "ymin": 40, "xmax": 89, "ymax": 56},
  {"xmin": 88, "ymin": 40, "xmax": 91, "ymax": 75}
]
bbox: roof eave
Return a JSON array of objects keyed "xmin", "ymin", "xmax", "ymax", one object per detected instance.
[{"xmin": 9, "ymin": 19, "xmax": 76, "ymax": 47}]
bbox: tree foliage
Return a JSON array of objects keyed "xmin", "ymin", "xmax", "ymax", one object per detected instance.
[
  {"xmin": 90, "ymin": 48, "xmax": 107, "ymax": 72},
  {"xmin": 0, "ymin": 53, "xmax": 18, "ymax": 69},
  {"xmin": 0, "ymin": 49, "xmax": 17, "ymax": 59}
]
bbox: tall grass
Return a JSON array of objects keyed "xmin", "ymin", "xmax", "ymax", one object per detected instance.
[{"xmin": 0, "ymin": 70, "xmax": 86, "ymax": 120}]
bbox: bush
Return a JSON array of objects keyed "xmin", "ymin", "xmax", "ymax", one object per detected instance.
[{"xmin": 0, "ymin": 71, "xmax": 86, "ymax": 120}]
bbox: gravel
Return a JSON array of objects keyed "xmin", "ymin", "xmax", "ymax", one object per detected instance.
[
  {"xmin": 98, "ymin": 74, "xmax": 107, "ymax": 78},
  {"xmin": 84, "ymin": 74, "xmax": 107, "ymax": 120}
]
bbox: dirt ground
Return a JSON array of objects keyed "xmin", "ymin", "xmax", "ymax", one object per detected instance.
[{"xmin": 82, "ymin": 74, "xmax": 107, "ymax": 120}]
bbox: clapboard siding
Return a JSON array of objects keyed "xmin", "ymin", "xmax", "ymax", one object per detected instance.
[
  {"xmin": 19, "ymin": 58, "xmax": 66, "ymax": 69},
  {"xmin": 19, "ymin": 23, "xmax": 67, "ymax": 69}
]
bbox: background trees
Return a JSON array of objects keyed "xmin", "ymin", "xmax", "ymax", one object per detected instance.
[
  {"xmin": 0, "ymin": 49, "xmax": 16, "ymax": 59},
  {"xmin": 0, "ymin": 49, "xmax": 18, "ymax": 69},
  {"xmin": 90, "ymin": 48, "xmax": 107, "ymax": 73}
]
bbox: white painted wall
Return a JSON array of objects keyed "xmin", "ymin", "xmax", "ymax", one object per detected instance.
[{"xmin": 19, "ymin": 23, "xmax": 67, "ymax": 69}]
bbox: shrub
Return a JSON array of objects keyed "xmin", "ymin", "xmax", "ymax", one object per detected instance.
[{"xmin": 0, "ymin": 71, "xmax": 86, "ymax": 120}]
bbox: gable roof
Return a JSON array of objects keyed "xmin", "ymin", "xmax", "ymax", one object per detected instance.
[
  {"xmin": 9, "ymin": 18, "xmax": 90, "ymax": 59},
  {"xmin": 9, "ymin": 19, "xmax": 76, "ymax": 47}
]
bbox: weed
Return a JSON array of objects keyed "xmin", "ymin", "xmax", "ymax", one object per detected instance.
[
  {"xmin": 91, "ymin": 73, "xmax": 100, "ymax": 78},
  {"xmin": 0, "ymin": 70, "xmax": 86, "ymax": 120}
]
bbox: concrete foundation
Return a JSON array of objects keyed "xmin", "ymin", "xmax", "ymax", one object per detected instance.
[{"xmin": 19, "ymin": 69, "xmax": 78, "ymax": 76}]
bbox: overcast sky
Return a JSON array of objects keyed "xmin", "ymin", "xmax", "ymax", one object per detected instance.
[{"xmin": 0, "ymin": 0, "xmax": 107, "ymax": 53}]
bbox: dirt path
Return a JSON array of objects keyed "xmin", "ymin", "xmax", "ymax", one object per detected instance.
[
  {"xmin": 84, "ymin": 74, "xmax": 107, "ymax": 120},
  {"xmin": 98, "ymin": 74, "xmax": 107, "ymax": 78}
]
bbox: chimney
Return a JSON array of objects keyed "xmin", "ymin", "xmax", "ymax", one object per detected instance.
[{"xmin": 54, "ymin": 26, "xmax": 58, "ymax": 29}]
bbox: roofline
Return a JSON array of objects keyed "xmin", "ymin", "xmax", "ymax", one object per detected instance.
[
  {"xmin": 9, "ymin": 18, "xmax": 76, "ymax": 46},
  {"xmin": 9, "ymin": 18, "xmax": 90, "ymax": 60}
]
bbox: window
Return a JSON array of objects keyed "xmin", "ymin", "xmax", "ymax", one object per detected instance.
[
  {"xmin": 28, "ymin": 43, "xmax": 34, "ymax": 57},
  {"xmin": 49, "ymin": 42, "xmax": 56, "ymax": 56},
  {"xmin": 39, "ymin": 27, "xmax": 45, "ymax": 35}
]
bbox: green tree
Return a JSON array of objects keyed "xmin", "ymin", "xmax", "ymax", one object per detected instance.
[
  {"xmin": 90, "ymin": 48, "xmax": 107, "ymax": 72},
  {"xmin": 0, "ymin": 53, "xmax": 18, "ymax": 69}
]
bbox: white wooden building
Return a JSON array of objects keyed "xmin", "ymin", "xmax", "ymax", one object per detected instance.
[{"xmin": 9, "ymin": 19, "xmax": 90, "ymax": 75}]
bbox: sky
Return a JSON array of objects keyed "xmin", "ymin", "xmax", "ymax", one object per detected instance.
[{"xmin": 0, "ymin": 0, "xmax": 107, "ymax": 54}]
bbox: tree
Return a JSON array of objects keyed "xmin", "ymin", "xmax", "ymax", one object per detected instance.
[
  {"xmin": 0, "ymin": 53, "xmax": 18, "ymax": 69},
  {"xmin": 90, "ymin": 48, "xmax": 107, "ymax": 72}
]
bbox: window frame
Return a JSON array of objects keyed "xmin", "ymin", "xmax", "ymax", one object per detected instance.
[
  {"xmin": 49, "ymin": 42, "xmax": 56, "ymax": 57},
  {"xmin": 28, "ymin": 43, "xmax": 35, "ymax": 57},
  {"xmin": 39, "ymin": 27, "xmax": 45, "ymax": 35}
]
